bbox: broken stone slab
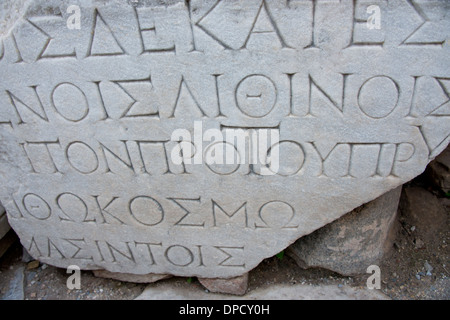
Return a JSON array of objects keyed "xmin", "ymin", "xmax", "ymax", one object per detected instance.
[
  {"xmin": 92, "ymin": 270, "xmax": 171, "ymax": 284},
  {"xmin": 135, "ymin": 281, "xmax": 390, "ymax": 300},
  {"xmin": 425, "ymin": 145, "xmax": 450, "ymax": 193},
  {"xmin": 198, "ymin": 273, "xmax": 248, "ymax": 296},
  {"xmin": 287, "ymin": 187, "xmax": 401, "ymax": 276},
  {"xmin": 0, "ymin": 0, "xmax": 449, "ymax": 279}
]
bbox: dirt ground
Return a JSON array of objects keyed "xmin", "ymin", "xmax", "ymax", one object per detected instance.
[{"xmin": 0, "ymin": 173, "xmax": 448, "ymax": 300}]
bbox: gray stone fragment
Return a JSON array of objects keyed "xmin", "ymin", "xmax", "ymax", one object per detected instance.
[
  {"xmin": 198, "ymin": 273, "xmax": 248, "ymax": 296},
  {"xmin": 424, "ymin": 261, "xmax": 433, "ymax": 274},
  {"xmin": 287, "ymin": 187, "xmax": 402, "ymax": 275}
]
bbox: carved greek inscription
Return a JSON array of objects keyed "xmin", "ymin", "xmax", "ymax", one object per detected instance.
[
  {"xmin": 16, "ymin": 133, "xmax": 421, "ymax": 180},
  {"xmin": 22, "ymin": 193, "xmax": 51, "ymax": 220},
  {"xmin": 24, "ymin": 235, "xmax": 245, "ymax": 269},
  {"xmin": 192, "ymin": 0, "xmax": 291, "ymax": 51},
  {"xmin": 311, "ymin": 142, "xmax": 416, "ymax": 178},
  {"xmin": 6, "ymin": 86, "xmax": 48, "ymax": 124},
  {"xmin": 13, "ymin": 191, "xmax": 304, "ymax": 232},
  {"xmin": 169, "ymin": 197, "xmax": 205, "ymax": 228},
  {"xmin": 0, "ymin": 0, "xmax": 448, "ymax": 278},
  {"xmin": 134, "ymin": 7, "xmax": 176, "ymax": 54},
  {"xmin": 63, "ymin": 239, "xmax": 94, "ymax": 261},
  {"xmin": 91, "ymin": 195, "xmax": 124, "ymax": 225},
  {"xmin": 357, "ymin": 76, "xmax": 399, "ymax": 119},
  {"xmin": 170, "ymin": 77, "xmax": 207, "ymax": 118},
  {"xmin": 26, "ymin": 15, "xmax": 77, "ymax": 60},
  {"xmin": 1, "ymin": 1, "xmax": 445, "ymax": 64},
  {"xmin": 255, "ymin": 201, "xmax": 298, "ymax": 229},
  {"xmin": 347, "ymin": 0, "xmax": 384, "ymax": 48},
  {"xmin": 51, "ymin": 83, "xmax": 89, "ymax": 122},
  {"xmin": 129, "ymin": 196, "xmax": 164, "ymax": 226},
  {"xmin": 212, "ymin": 200, "xmax": 248, "ymax": 228},
  {"xmin": 307, "ymin": 73, "xmax": 350, "ymax": 116},
  {"xmin": 401, "ymin": 0, "xmax": 446, "ymax": 47},
  {"xmin": 2, "ymin": 72, "xmax": 442, "ymax": 127},
  {"xmin": 56, "ymin": 192, "xmax": 89, "ymax": 223},
  {"xmin": 214, "ymin": 246, "xmax": 246, "ymax": 268},
  {"xmin": 113, "ymin": 77, "xmax": 160, "ymax": 119},
  {"xmin": 10, "ymin": 33, "xmax": 24, "ymax": 63},
  {"xmin": 87, "ymin": 9, "xmax": 126, "ymax": 57}
]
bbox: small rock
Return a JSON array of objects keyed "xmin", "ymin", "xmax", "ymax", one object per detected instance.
[
  {"xmin": 414, "ymin": 238, "xmax": 425, "ymax": 249},
  {"xmin": 41, "ymin": 264, "xmax": 48, "ymax": 270},
  {"xmin": 288, "ymin": 188, "xmax": 401, "ymax": 276},
  {"xmin": 415, "ymin": 274, "xmax": 421, "ymax": 280},
  {"xmin": 30, "ymin": 292, "xmax": 36, "ymax": 298},
  {"xmin": 424, "ymin": 261, "xmax": 433, "ymax": 273},
  {"xmin": 410, "ymin": 226, "xmax": 416, "ymax": 232},
  {"xmin": 198, "ymin": 273, "xmax": 249, "ymax": 296},
  {"xmin": 27, "ymin": 260, "xmax": 40, "ymax": 270}
]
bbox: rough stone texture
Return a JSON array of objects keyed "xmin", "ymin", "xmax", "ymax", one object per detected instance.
[
  {"xmin": 92, "ymin": 270, "xmax": 171, "ymax": 283},
  {"xmin": 399, "ymin": 186, "xmax": 447, "ymax": 243},
  {"xmin": 287, "ymin": 187, "xmax": 401, "ymax": 276},
  {"xmin": 425, "ymin": 145, "xmax": 450, "ymax": 193},
  {"xmin": 0, "ymin": 0, "xmax": 449, "ymax": 278},
  {"xmin": 135, "ymin": 282, "xmax": 390, "ymax": 300},
  {"xmin": 0, "ymin": 0, "xmax": 28, "ymax": 36},
  {"xmin": 198, "ymin": 273, "xmax": 248, "ymax": 296}
]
